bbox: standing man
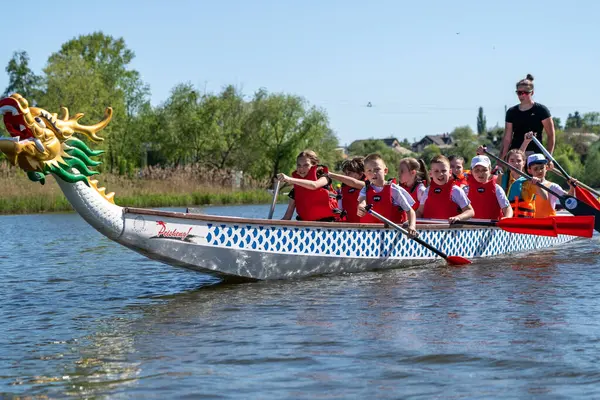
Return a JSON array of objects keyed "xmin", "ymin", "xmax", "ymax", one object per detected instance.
[{"xmin": 500, "ymin": 74, "xmax": 555, "ymax": 159}]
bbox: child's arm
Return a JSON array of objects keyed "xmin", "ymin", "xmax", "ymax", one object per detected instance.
[
  {"xmin": 501, "ymin": 205, "xmax": 513, "ymax": 218},
  {"xmin": 405, "ymin": 208, "xmax": 418, "ymax": 238},
  {"xmin": 278, "ymin": 173, "xmax": 329, "ymax": 190},
  {"xmin": 448, "ymin": 186, "xmax": 475, "ymax": 223},
  {"xmin": 391, "ymin": 184, "xmax": 418, "ymax": 237},
  {"xmin": 328, "ymin": 172, "xmax": 365, "ymax": 189},
  {"xmin": 356, "ymin": 195, "xmax": 367, "ymax": 217},
  {"xmin": 519, "ymin": 131, "xmax": 534, "ymax": 152},
  {"xmin": 567, "ymin": 179, "xmax": 578, "ymax": 196},
  {"xmin": 495, "ymin": 184, "xmax": 514, "ymax": 218},
  {"xmin": 449, "ymin": 205, "xmax": 475, "ymax": 223},
  {"xmin": 281, "ymin": 199, "xmax": 295, "ymax": 220},
  {"xmin": 416, "ymin": 203, "xmax": 424, "ymax": 218}
]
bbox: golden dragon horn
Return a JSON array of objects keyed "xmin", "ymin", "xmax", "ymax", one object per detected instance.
[{"xmin": 64, "ymin": 107, "xmax": 113, "ymax": 142}]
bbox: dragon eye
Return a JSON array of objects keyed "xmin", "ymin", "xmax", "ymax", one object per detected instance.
[{"xmin": 34, "ymin": 117, "xmax": 46, "ymax": 128}]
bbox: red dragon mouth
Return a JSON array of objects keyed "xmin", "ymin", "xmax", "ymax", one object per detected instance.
[{"xmin": 0, "ymin": 97, "xmax": 33, "ymax": 140}]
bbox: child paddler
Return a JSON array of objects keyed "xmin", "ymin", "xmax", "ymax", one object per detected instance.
[
  {"xmin": 464, "ymin": 155, "xmax": 513, "ymax": 219},
  {"xmin": 356, "ymin": 153, "xmax": 418, "ymax": 237},
  {"xmin": 417, "ymin": 155, "xmax": 474, "ymax": 223}
]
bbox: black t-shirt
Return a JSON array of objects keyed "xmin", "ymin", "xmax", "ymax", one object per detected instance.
[{"xmin": 505, "ymin": 102, "xmax": 551, "ymax": 153}]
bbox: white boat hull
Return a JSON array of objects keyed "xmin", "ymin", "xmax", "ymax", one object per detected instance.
[{"xmin": 117, "ymin": 207, "xmax": 578, "ymax": 281}]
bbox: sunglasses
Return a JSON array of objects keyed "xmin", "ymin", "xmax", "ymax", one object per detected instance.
[{"xmin": 516, "ymin": 90, "xmax": 532, "ymax": 96}]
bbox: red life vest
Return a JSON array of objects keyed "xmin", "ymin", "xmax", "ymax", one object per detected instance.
[
  {"xmin": 400, "ymin": 180, "xmax": 425, "ymax": 210},
  {"xmin": 292, "ymin": 165, "xmax": 339, "ymax": 221},
  {"xmin": 466, "ymin": 175, "xmax": 503, "ymax": 220},
  {"xmin": 341, "ymin": 175, "xmax": 366, "ymax": 223},
  {"xmin": 361, "ymin": 179, "xmax": 407, "ymax": 224},
  {"xmin": 422, "ymin": 180, "xmax": 461, "ymax": 219}
]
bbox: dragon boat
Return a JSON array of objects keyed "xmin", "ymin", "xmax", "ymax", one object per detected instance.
[{"xmin": 0, "ymin": 94, "xmax": 583, "ymax": 281}]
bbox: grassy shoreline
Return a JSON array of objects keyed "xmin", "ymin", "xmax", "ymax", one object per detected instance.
[
  {"xmin": 0, "ymin": 190, "xmax": 285, "ymax": 215},
  {"xmin": 0, "ymin": 164, "xmax": 286, "ymax": 215}
]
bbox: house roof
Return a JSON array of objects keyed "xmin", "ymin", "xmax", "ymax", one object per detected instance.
[{"xmin": 415, "ymin": 134, "xmax": 453, "ymax": 148}]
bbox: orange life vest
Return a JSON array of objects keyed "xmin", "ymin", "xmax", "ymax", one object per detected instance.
[
  {"xmin": 507, "ymin": 177, "xmax": 535, "ymax": 218},
  {"xmin": 534, "ymin": 182, "xmax": 557, "ymax": 218},
  {"xmin": 452, "ymin": 172, "xmax": 469, "ymax": 187}
]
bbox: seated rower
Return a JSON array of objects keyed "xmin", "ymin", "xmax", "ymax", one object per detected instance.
[
  {"xmin": 525, "ymin": 153, "xmax": 576, "ymax": 218},
  {"xmin": 277, "ymin": 150, "xmax": 340, "ymax": 222},
  {"xmin": 356, "ymin": 153, "xmax": 418, "ymax": 237},
  {"xmin": 449, "ymin": 155, "xmax": 469, "ymax": 187},
  {"xmin": 464, "ymin": 155, "xmax": 513, "ymax": 219},
  {"xmin": 329, "ymin": 157, "xmax": 367, "ymax": 223},
  {"xmin": 398, "ymin": 157, "xmax": 429, "ymax": 210},
  {"xmin": 417, "ymin": 155, "xmax": 475, "ymax": 223}
]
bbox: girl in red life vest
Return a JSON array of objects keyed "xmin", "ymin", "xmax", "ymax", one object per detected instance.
[
  {"xmin": 449, "ymin": 155, "xmax": 469, "ymax": 187},
  {"xmin": 356, "ymin": 153, "xmax": 418, "ymax": 238},
  {"xmin": 399, "ymin": 157, "xmax": 429, "ymax": 211},
  {"xmin": 329, "ymin": 157, "xmax": 367, "ymax": 223},
  {"xmin": 277, "ymin": 150, "xmax": 340, "ymax": 222},
  {"xmin": 464, "ymin": 155, "xmax": 513, "ymax": 219},
  {"xmin": 417, "ymin": 155, "xmax": 475, "ymax": 223}
]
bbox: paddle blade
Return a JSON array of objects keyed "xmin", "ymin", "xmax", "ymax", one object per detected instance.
[
  {"xmin": 553, "ymin": 215, "xmax": 595, "ymax": 238},
  {"xmin": 559, "ymin": 195, "xmax": 600, "ymax": 233},
  {"xmin": 575, "ymin": 186, "xmax": 600, "ymax": 211},
  {"xmin": 446, "ymin": 256, "xmax": 472, "ymax": 266},
  {"xmin": 496, "ymin": 217, "xmax": 558, "ymax": 237}
]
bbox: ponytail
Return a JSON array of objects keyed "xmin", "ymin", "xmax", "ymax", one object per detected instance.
[{"xmin": 418, "ymin": 158, "xmax": 430, "ymax": 185}]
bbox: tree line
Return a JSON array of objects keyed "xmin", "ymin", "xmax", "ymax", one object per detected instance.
[{"xmin": 2, "ymin": 32, "xmax": 600, "ymax": 187}]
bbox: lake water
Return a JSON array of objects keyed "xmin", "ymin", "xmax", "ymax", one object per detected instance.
[{"xmin": 1, "ymin": 204, "xmax": 600, "ymax": 399}]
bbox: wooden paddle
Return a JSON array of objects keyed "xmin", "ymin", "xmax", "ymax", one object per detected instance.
[
  {"xmin": 267, "ymin": 179, "xmax": 281, "ymax": 220},
  {"xmin": 484, "ymin": 149, "xmax": 600, "ymax": 233},
  {"xmin": 366, "ymin": 205, "xmax": 472, "ymax": 266}
]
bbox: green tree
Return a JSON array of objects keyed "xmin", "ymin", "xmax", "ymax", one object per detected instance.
[
  {"xmin": 582, "ymin": 112, "xmax": 600, "ymax": 133},
  {"xmin": 420, "ymin": 144, "xmax": 441, "ymax": 164},
  {"xmin": 242, "ymin": 89, "xmax": 338, "ymax": 183},
  {"xmin": 565, "ymin": 111, "xmax": 583, "ymax": 130},
  {"xmin": 449, "ymin": 125, "xmax": 478, "ymax": 161},
  {"xmin": 39, "ymin": 32, "xmax": 150, "ymax": 171},
  {"xmin": 583, "ymin": 142, "xmax": 600, "ymax": 187},
  {"xmin": 2, "ymin": 50, "xmax": 42, "ymax": 102},
  {"xmin": 476, "ymin": 107, "xmax": 487, "ymax": 135},
  {"xmin": 346, "ymin": 139, "xmax": 406, "ymax": 177},
  {"xmin": 552, "ymin": 117, "xmax": 562, "ymax": 131},
  {"xmin": 551, "ymin": 142, "xmax": 584, "ymax": 186}
]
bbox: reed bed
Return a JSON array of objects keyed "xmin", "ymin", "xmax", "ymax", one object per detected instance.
[{"xmin": 0, "ymin": 163, "xmax": 284, "ymax": 214}]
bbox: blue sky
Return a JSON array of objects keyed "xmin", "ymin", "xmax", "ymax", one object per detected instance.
[{"xmin": 1, "ymin": 0, "xmax": 598, "ymax": 146}]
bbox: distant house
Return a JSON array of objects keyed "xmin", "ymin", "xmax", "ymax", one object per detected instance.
[
  {"xmin": 381, "ymin": 138, "xmax": 413, "ymax": 155},
  {"xmin": 334, "ymin": 147, "xmax": 349, "ymax": 159},
  {"xmin": 348, "ymin": 137, "xmax": 413, "ymax": 155},
  {"xmin": 412, "ymin": 133, "xmax": 454, "ymax": 153}
]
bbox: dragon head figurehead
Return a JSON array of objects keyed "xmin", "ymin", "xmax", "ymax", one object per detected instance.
[{"xmin": 0, "ymin": 93, "xmax": 113, "ymax": 186}]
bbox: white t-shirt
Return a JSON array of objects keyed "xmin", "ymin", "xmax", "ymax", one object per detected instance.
[
  {"xmin": 359, "ymin": 183, "xmax": 415, "ymax": 211},
  {"xmin": 543, "ymin": 181, "xmax": 566, "ymax": 210},
  {"xmin": 409, "ymin": 181, "xmax": 427, "ymax": 204},
  {"xmin": 421, "ymin": 185, "xmax": 471, "ymax": 209},
  {"xmin": 463, "ymin": 183, "xmax": 511, "ymax": 209}
]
